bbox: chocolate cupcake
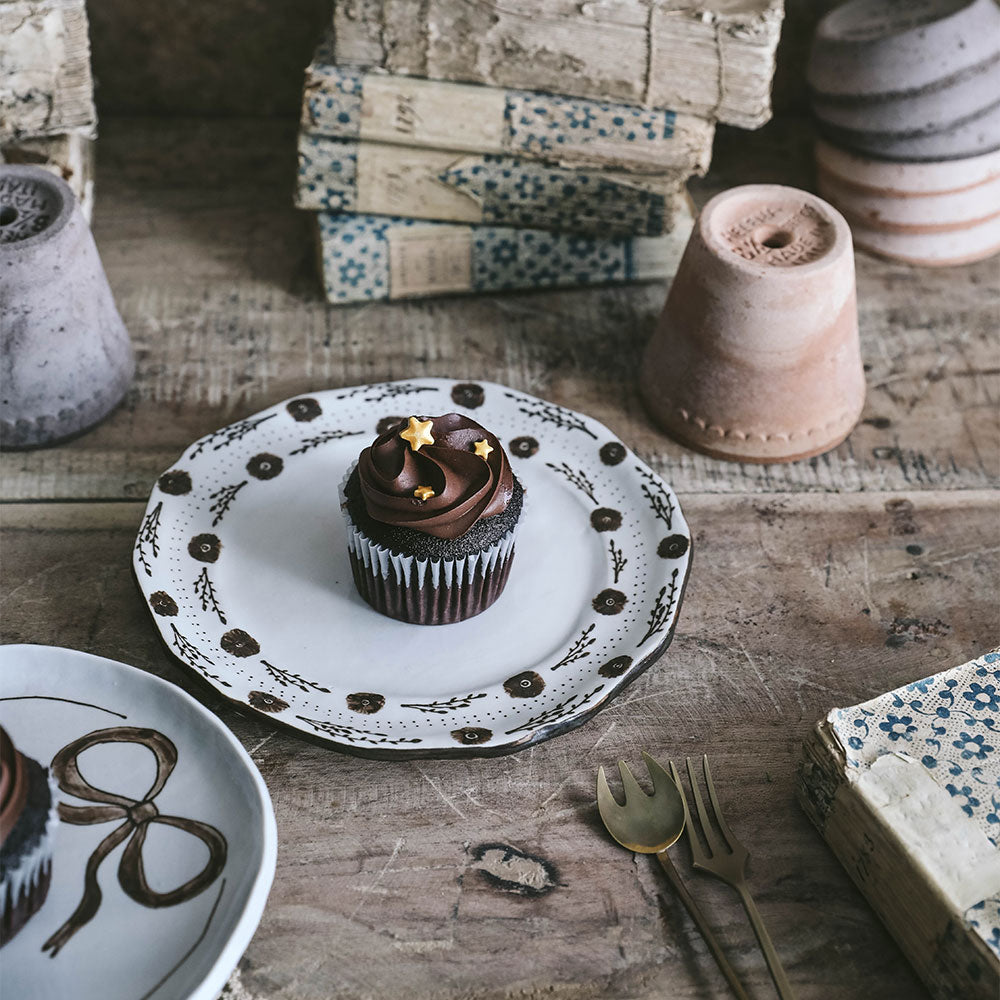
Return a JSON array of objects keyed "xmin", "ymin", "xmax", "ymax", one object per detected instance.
[
  {"xmin": 1, "ymin": 727, "xmax": 58, "ymax": 946},
  {"xmin": 341, "ymin": 413, "xmax": 523, "ymax": 625}
]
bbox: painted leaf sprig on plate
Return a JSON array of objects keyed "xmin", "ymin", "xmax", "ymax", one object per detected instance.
[
  {"xmin": 636, "ymin": 465, "xmax": 676, "ymax": 528},
  {"xmin": 503, "ymin": 391, "xmax": 597, "ymax": 439},
  {"xmin": 296, "ymin": 715, "xmax": 423, "ymax": 746},
  {"xmin": 262, "ymin": 661, "xmax": 331, "ymax": 694},
  {"xmin": 551, "ymin": 624, "xmax": 597, "ymax": 671},
  {"xmin": 136, "ymin": 502, "xmax": 162, "ymax": 577},
  {"xmin": 133, "ymin": 379, "xmax": 691, "ymax": 757},
  {"xmin": 335, "ymin": 381, "xmax": 437, "ymax": 404},
  {"xmin": 189, "ymin": 413, "xmax": 278, "ymax": 460},
  {"xmin": 637, "ymin": 569, "xmax": 681, "ymax": 648},
  {"xmin": 546, "ymin": 462, "xmax": 599, "ymax": 504},
  {"xmin": 400, "ymin": 693, "xmax": 489, "ymax": 714}
]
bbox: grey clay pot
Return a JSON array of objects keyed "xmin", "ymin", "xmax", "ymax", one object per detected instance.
[
  {"xmin": 1, "ymin": 165, "xmax": 134, "ymax": 448},
  {"xmin": 808, "ymin": 0, "xmax": 1000, "ymax": 160}
]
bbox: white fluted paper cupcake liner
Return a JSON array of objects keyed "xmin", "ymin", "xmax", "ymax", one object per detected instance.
[{"xmin": 339, "ymin": 464, "xmax": 520, "ymax": 623}]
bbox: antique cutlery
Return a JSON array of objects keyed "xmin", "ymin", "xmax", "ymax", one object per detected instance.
[
  {"xmin": 670, "ymin": 756, "xmax": 796, "ymax": 1000},
  {"xmin": 597, "ymin": 752, "xmax": 750, "ymax": 1000}
]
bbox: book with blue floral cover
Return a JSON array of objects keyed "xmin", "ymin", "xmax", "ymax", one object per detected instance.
[
  {"xmin": 799, "ymin": 647, "xmax": 1000, "ymax": 1000},
  {"xmin": 314, "ymin": 204, "xmax": 693, "ymax": 304},
  {"xmin": 301, "ymin": 33, "xmax": 715, "ymax": 177},
  {"xmin": 295, "ymin": 132, "xmax": 687, "ymax": 238}
]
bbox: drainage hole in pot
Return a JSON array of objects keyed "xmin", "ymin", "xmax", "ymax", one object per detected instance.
[
  {"xmin": 754, "ymin": 226, "xmax": 793, "ymax": 249},
  {"xmin": 0, "ymin": 207, "xmax": 17, "ymax": 226}
]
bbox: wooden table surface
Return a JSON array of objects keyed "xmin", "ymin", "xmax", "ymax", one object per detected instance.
[{"xmin": 2, "ymin": 114, "xmax": 997, "ymax": 1000}]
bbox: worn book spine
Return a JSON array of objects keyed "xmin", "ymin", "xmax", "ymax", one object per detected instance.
[
  {"xmin": 315, "ymin": 206, "xmax": 693, "ymax": 304},
  {"xmin": 0, "ymin": 0, "xmax": 97, "ymax": 141},
  {"xmin": 331, "ymin": 0, "xmax": 784, "ymax": 129},
  {"xmin": 0, "ymin": 132, "xmax": 94, "ymax": 221},
  {"xmin": 302, "ymin": 37, "xmax": 714, "ymax": 176},
  {"xmin": 296, "ymin": 133, "xmax": 686, "ymax": 237},
  {"xmin": 798, "ymin": 723, "xmax": 1000, "ymax": 1000}
]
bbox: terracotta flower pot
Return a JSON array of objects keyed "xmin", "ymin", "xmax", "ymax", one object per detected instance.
[
  {"xmin": 808, "ymin": 0, "xmax": 1000, "ymax": 161},
  {"xmin": 1, "ymin": 165, "xmax": 133, "ymax": 448},
  {"xmin": 640, "ymin": 184, "xmax": 865, "ymax": 464}
]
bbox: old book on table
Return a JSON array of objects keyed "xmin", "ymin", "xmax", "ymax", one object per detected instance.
[
  {"xmin": 296, "ymin": 133, "xmax": 686, "ymax": 237},
  {"xmin": 1, "ymin": 0, "xmax": 96, "ymax": 141},
  {"xmin": 798, "ymin": 648, "xmax": 1000, "ymax": 1000},
  {"xmin": 315, "ymin": 201, "xmax": 693, "ymax": 303},
  {"xmin": 1, "ymin": 132, "xmax": 94, "ymax": 221},
  {"xmin": 332, "ymin": 0, "xmax": 784, "ymax": 130},
  {"xmin": 302, "ymin": 35, "xmax": 714, "ymax": 176}
]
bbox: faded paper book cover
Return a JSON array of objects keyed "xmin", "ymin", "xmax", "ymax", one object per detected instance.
[
  {"xmin": 301, "ymin": 35, "xmax": 714, "ymax": 176},
  {"xmin": 1, "ymin": 0, "xmax": 96, "ymax": 141},
  {"xmin": 799, "ymin": 648, "xmax": 1000, "ymax": 1000},
  {"xmin": 331, "ymin": 0, "xmax": 784, "ymax": 129}
]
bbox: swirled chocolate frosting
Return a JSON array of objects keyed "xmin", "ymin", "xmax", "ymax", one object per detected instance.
[{"xmin": 358, "ymin": 414, "xmax": 515, "ymax": 539}]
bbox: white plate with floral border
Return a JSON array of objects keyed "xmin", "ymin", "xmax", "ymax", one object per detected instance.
[
  {"xmin": 0, "ymin": 643, "xmax": 276, "ymax": 1000},
  {"xmin": 132, "ymin": 378, "xmax": 692, "ymax": 758}
]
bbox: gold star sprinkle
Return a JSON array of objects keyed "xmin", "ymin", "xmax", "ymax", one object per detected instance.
[
  {"xmin": 399, "ymin": 416, "xmax": 435, "ymax": 452},
  {"xmin": 413, "ymin": 485, "xmax": 435, "ymax": 501},
  {"xmin": 473, "ymin": 439, "xmax": 494, "ymax": 461}
]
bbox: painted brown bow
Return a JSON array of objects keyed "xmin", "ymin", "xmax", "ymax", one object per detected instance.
[{"xmin": 42, "ymin": 726, "xmax": 227, "ymax": 957}]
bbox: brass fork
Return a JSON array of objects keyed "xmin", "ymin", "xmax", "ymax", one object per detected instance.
[
  {"xmin": 597, "ymin": 753, "xmax": 750, "ymax": 1000},
  {"xmin": 671, "ymin": 756, "xmax": 796, "ymax": 1000}
]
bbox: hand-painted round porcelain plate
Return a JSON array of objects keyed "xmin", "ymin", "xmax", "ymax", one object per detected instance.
[
  {"xmin": 133, "ymin": 379, "xmax": 692, "ymax": 758},
  {"xmin": 0, "ymin": 644, "xmax": 277, "ymax": 1000}
]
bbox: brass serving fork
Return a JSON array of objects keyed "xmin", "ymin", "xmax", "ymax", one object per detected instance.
[
  {"xmin": 670, "ymin": 756, "xmax": 795, "ymax": 1000},
  {"xmin": 597, "ymin": 752, "xmax": 750, "ymax": 1000}
]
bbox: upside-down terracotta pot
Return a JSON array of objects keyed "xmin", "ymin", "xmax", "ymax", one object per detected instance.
[
  {"xmin": 640, "ymin": 184, "xmax": 865, "ymax": 464},
  {"xmin": 1, "ymin": 165, "xmax": 133, "ymax": 448}
]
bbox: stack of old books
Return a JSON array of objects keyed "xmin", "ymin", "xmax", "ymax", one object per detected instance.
[
  {"xmin": 0, "ymin": 0, "xmax": 97, "ymax": 220},
  {"xmin": 296, "ymin": 0, "xmax": 784, "ymax": 304}
]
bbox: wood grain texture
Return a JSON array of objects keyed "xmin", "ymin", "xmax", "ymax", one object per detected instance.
[
  {"xmin": 1, "ymin": 116, "xmax": 996, "ymax": 502},
  {"xmin": 2, "ymin": 491, "xmax": 997, "ymax": 999}
]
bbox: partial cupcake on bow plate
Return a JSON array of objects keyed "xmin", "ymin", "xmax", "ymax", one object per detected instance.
[
  {"xmin": 341, "ymin": 413, "xmax": 523, "ymax": 625},
  {"xmin": 0, "ymin": 725, "xmax": 59, "ymax": 946}
]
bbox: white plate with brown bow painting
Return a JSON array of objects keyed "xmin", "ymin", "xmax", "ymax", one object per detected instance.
[
  {"xmin": 0, "ymin": 644, "xmax": 276, "ymax": 1000},
  {"xmin": 132, "ymin": 378, "xmax": 692, "ymax": 758}
]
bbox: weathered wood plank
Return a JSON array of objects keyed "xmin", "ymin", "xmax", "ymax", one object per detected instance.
[
  {"xmin": 1, "ymin": 117, "xmax": 996, "ymax": 502},
  {"xmin": 2, "ymin": 490, "xmax": 996, "ymax": 998}
]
